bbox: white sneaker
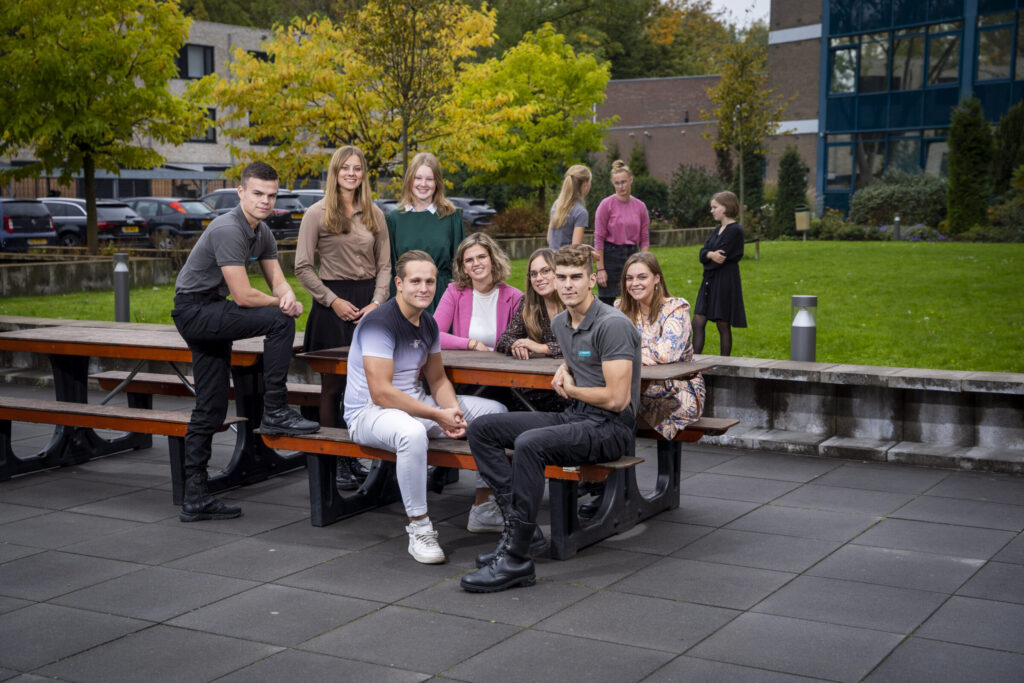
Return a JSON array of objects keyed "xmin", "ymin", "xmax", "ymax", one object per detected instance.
[
  {"xmin": 406, "ymin": 520, "xmax": 446, "ymax": 564},
  {"xmin": 467, "ymin": 498, "xmax": 504, "ymax": 533}
]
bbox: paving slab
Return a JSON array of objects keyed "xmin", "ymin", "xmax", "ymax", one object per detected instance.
[
  {"xmin": 705, "ymin": 452, "xmax": 840, "ymax": 482},
  {"xmin": 956, "ymin": 561, "xmax": 1024, "ymax": 604},
  {"xmin": 994, "ymin": 533, "xmax": 1024, "ymax": 564},
  {"xmin": 156, "ymin": 499, "xmax": 309, "ymax": 536},
  {"xmin": 925, "ymin": 471, "xmax": 1024, "ymax": 505},
  {"xmin": 52, "ymin": 565, "xmax": 257, "ymax": 622},
  {"xmin": 673, "ymin": 528, "xmax": 843, "ymax": 573},
  {"xmin": 612, "ymin": 556, "xmax": 795, "ymax": 610},
  {"xmin": 890, "ymin": 495, "xmax": 1024, "ymax": 532},
  {"xmin": 598, "ymin": 518, "xmax": 713, "ymax": 555},
  {"xmin": 680, "ymin": 473, "xmax": 802, "ymax": 503},
  {"xmin": 916, "ymin": 596, "xmax": 1024, "ymax": 652},
  {"xmin": 809, "ymin": 462, "xmax": 950, "ymax": 493},
  {"xmin": 37, "ymin": 624, "xmax": 281, "ymax": 683},
  {"xmin": 0, "ymin": 510, "xmax": 142, "ymax": 549},
  {"xmin": 0, "ymin": 477, "xmax": 138, "ymax": 512},
  {"xmin": 724, "ymin": 504, "xmax": 880, "ymax": 542},
  {"xmin": 445, "ymin": 628, "xmax": 675, "ymax": 683},
  {"xmin": 807, "ymin": 544, "xmax": 985, "ymax": 593},
  {"xmin": 852, "ymin": 518, "xmax": 1016, "ymax": 559},
  {"xmin": 165, "ymin": 537, "xmax": 346, "ymax": 582},
  {"xmin": 0, "ymin": 550, "xmax": 139, "ymax": 601},
  {"xmin": 526, "ymin": 546, "xmax": 659, "ymax": 589},
  {"xmin": 168, "ymin": 583, "xmax": 381, "ymax": 646},
  {"xmin": 750, "ymin": 575, "xmax": 947, "ymax": 632},
  {"xmin": 771, "ymin": 483, "xmax": 914, "ymax": 516},
  {"xmin": 302, "ymin": 605, "xmax": 520, "ymax": 675},
  {"xmin": 645, "ymin": 656, "xmax": 830, "ymax": 682},
  {"xmin": 534, "ymin": 590, "xmax": 738, "ymax": 653},
  {"xmin": 688, "ymin": 612, "xmax": 903, "ymax": 682},
  {"xmin": 67, "ymin": 488, "xmax": 182, "ymax": 523},
  {"xmin": 215, "ymin": 648, "xmax": 428, "ymax": 683},
  {"xmin": 61, "ymin": 523, "xmax": 238, "ymax": 565},
  {"xmin": 0, "ymin": 503, "xmax": 47, "ymax": 526},
  {"xmin": 657, "ymin": 495, "xmax": 761, "ymax": 527},
  {"xmin": 864, "ymin": 637, "xmax": 1024, "ymax": 682}
]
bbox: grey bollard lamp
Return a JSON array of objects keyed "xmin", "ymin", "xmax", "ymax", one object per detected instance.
[
  {"xmin": 113, "ymin": 253, "xmax": 130, "ymax": 323},
  {"xmin": 790, "ymin": 295, "xmax": 817, "ymax": 362}
]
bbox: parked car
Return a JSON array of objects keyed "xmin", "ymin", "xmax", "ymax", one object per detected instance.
[
  {"xmin": 198, "ymin": 188, "xmax": 304, "ymax": 239},
  {"xmin": 292, "ymin": 189, "xmax": 324, "ymax": 208},
  {"xmin": 374, "ymin": 198, "xmax": 399, "ymax": 215},
  {"xmin": 122, "ymin": 197, "xmax": 218, "ymax": 249},
  {"xmin": 0, "ymin": 198, "xmax": 57, "ymax": 251},
  {"xmin": 38, "ymin": 198, "xmax": 148, "ymax": 246},
  {"xmin": 448, "ymin": 197, "xmax": 496, "ymax": 231}
]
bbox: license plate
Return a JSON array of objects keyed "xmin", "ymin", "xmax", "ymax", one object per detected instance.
[
  {"xmin": 202, "ymin": 219, "xmax": 211, "ymax": 226},
  {"xmin": 291, "ymin": 213, "xmax": 303, "ymax": 219},
  {"xmin": 123, "ymin": 226, "xmax": 139, "ymax": 233},
  {"xmin": 28, "ymin": 238, "xmax": 47, "ymax": 245}
]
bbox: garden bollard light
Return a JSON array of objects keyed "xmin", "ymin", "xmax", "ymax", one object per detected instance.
[
  {"xmin": 894, "ymin": 214, "xmax": 901, "ymax": 241},
  {"xmin": 790, "ymin": 295, "xmax": 817, "ymax": 362},
  {"xmin": 114, "ymin": 253, "xmax": 130, "ymax": 323}
]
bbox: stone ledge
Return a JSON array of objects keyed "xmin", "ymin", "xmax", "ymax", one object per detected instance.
[{"xmin": 818, "ymin": 436, "xmax": 896, "ymax": 462}]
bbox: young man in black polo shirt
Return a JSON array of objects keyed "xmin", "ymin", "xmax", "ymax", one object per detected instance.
[
  {"xmin": 461, "ymin": 244, "xmax": 641, "ymax": 592},
  {"xmin": 172, "ymin": 161, "xmax": 318, "ymax": 523}
]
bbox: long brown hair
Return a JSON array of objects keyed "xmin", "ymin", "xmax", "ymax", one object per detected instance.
[
  {"xmin": 398, "ymin": 152, "xmax": 456, "ymax": 218},
  {"xmin": 323, "ymin": 146, "xmax": 381, "ymax": 235},
  {"xmin": 452, "ymin": 232, "xmax": 511, "ymax": 289},
  {"xmin": 549, "ymin": 165, "xmax": 591, "ymax": 229},
  {"xmin": 618, "ymin": 251, "xmax": 671, "ymax": 325},
  {"xmin": 522, "ymin": 248, "xmax": 563, "ymax": 342}
]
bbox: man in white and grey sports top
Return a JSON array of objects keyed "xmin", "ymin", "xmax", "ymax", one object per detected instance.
[{"xmin": 344, "ymin": 250, "xmax": 506, "ymax": 565}]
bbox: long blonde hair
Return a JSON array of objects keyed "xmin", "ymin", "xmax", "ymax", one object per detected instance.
[
  {"xmin": 618, "ymin": 251, "xmax": 670, "ymax": 325},
  {"xmin": 549, "ymin": 164, "xmax": 591, "ymax": 229},
  {"xmin": 522, "ymin": 248, "xmax": 563, "ymax": 342},
  {"xmin": 398, "ymin": 152, "xmax": 455, "ymax": 218},
  {"xmin": 452, "ymin": 232, "xmax": 511, "ymax": 289},
  {"xmin": 323, "ymin": 146, "xmax": 380, "ymax": 235}
]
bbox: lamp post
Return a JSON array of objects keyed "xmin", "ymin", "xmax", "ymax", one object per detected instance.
[{"xmin": 790, "ymin": 295, "xmax": 817, "ymax": 362}]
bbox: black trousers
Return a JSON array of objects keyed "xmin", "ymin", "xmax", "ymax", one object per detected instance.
[
  {"xmin": 172, "ymin": 293, "xmax": 295, "ymax": 476},
  {"xmin": 467, "ymin": 407, "xmax": 633, "ymax": 522}
]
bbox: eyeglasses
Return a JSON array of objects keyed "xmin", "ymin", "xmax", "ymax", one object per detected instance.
[{"xmin": 528, "ymin": 266, "xmax": 553, "ymax": 279}]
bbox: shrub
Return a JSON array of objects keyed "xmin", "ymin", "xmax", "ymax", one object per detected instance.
[
  {"xmin": 848, "ymin": 170, "xmax": 948, "ymax": 227},
  {"xmin": 992, "ymin": 102, "xmax": 1024, "ymax": 197},
  {"xmin": 490, "ymin": 201, "xmax": 547, "ymax": 236},
  {"xmin": 809, "ymin": 208, "xmax": 847, "ymax": 240},
  {"xmin": 947, "ymin": 97, "xmax": 993, "ymax": 234},
  {"xmin": 631, "ymin": 175, "xmax": 669, "ymax": 216},
  {"xmin": 628, "ymin": 140, "xmax": 649, "ymax": 177},
  {"xmin": 667, "ymin": 164, "xmax": 727, "ymax": 227},
  {"xmin": 733, "ymin": 147, "xmax": 765, "ymax": 215},
  {"xmin": 773, "ymin": 146, "xmax": 810, "ymax": 238},
  {"xmin": 585, "ymin": 158, "xmax": 613, "ymax": 220}
]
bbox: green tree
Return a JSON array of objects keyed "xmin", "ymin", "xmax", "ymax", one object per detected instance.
[
  {"xmin": 0, "ymin": 0, "xmax": 206, "ymax": 254},
  {"xmin": 992, "ymin": 101, "xmax": 1024, "ymax": 197},
  {"xmin": 668, "ymin": 164, "xmax": 727, "ymax": 227},
  {"xmin": 629, "ymin": 139, "xmax": 650, "ymax": 177},
  {"xmin": 701, "ymin": 33, "xmax": 790, "ymax": 228},
  {"xmin": 451, "ymin": 25, "xmax": 614, "ymax": 207},
  {"xmin": 194, "ymin": 1, "xmax": 496, "ymax": 184},
  {"xmin": 773, "ymin": 146, "xmax": 809, "ymax": 236},
  {"xmin": 947, "ymin": 97, "xmax": 993, "ymax": 234}
]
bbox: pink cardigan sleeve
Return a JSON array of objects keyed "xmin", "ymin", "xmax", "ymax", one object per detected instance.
[{"xmin": 434, "ymin": 284, "xmax": 471, "ymax": 350}]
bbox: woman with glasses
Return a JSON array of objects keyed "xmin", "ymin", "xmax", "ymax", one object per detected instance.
[{"xmin": 594, "ymin": 159, "xmax": 650, "ymax": 306}]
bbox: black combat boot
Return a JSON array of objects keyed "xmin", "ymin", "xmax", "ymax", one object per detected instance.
[
  {"xmin": 336, "ymin": 458, "xmax": 368, "ymax": 491},
  {"xmin": 180, "ymin": 471, "xmax": 242, "ymax": 522},
  {"xmin": 461, "ymin": 515, "xmax": 537, "ymax": 593},
  {"xmin": 474, "ymin": 492, "xmax": 547, "ymax": 567}
]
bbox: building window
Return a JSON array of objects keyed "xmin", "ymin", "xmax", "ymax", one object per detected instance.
[
  {"xmin": 830, "ymin": 46, "xmax": 858, "ymax": 94},
  {"xmin": 977, "ymin": 12, "xmax": 1015, "ymax": 81},
  {"xmin": 189, "ymin": 108, "xmax": 217, "ymax": 143},
  {"xmin": 859, "ymin": 33, "xmax": 890, "ymax": 93},
  {"xmin": 248, "ymin": 50, "xmax": 272, "ymax": 62},
  {"xmin": 892, "ymin": 31, "xmax": 925, "ymax": 90},
  {"xmin": 888, "ymin": 136, "xmax": 922, "ymax": 172},
  {"xmin": 927, "ymin": 22, "xmax": 961, "ymax": 85},
  {"xmin": 826, "ymin": 136, "xmax": 854, "ymax": 189},
  {"xmin": 855, "ymin": 135, "xmax": 885, "ymax": 186},
  {"xmin": 178, "ymin": 44, "xmax": 214, "ymax": 79}
]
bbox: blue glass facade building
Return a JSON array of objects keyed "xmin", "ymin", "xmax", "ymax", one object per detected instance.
[{"xmin": 820, "ymin": 0, "xmax": 1024, "ymax": 211}]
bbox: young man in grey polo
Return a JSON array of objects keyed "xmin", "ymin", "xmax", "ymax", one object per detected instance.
[
  {"xmin": 461, "ymin": 244, "xmax": 641, "ymax": 592},
  {"xmin": 172, "ymin": 161, "xmax": 318, "ymax": 523}
]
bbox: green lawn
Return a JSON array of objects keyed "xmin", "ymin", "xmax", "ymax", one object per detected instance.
[{"xmin": 3, "ymin": 242, "xmax": 1022, "ymax": 372}]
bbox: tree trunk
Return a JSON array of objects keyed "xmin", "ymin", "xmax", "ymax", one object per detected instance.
[
  {"xmin": 84, "ymin": 153, "xmax": 98, "ymax": 255},
  {"xmin": 737, "ymin": 145, "xmax": 745, "ymax": 229},
  {"xmin": 538, "ymin": 184, "xmax": 546, "ymax": 210},
  {"xmin": 401, "ymin": 116, "xmax": 409, "ymax": 178}
]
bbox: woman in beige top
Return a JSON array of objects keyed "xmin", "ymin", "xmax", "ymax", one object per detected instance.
[{"xmin": 295, "ymin": 146, "xmax": 390, "ymax": 490}]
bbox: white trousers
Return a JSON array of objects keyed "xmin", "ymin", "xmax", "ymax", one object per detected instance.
[{"xmin": 348, "ymin": 390, "xmax": 507, "ymax": 518}]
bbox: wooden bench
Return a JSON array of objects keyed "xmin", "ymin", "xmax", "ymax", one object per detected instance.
[
  {"xmin": 259, "ymin": 415, "xmax": 738, "ymax": 560},
  {"xmin": 0, "ymin": 397, "xmax": 244, "ymax": 501},
  {"xmin": 90, "ymin": 371, "xmax": 322, "ymax": 407}
]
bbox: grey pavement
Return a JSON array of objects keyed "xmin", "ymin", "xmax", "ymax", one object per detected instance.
[{"xmin": 1, "ymin": 382, "xmax": 1022, "ymax": 682}]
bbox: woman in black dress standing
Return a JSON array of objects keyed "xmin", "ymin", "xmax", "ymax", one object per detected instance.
[{"xmin": 693, "ymin": 190, "xmax": 746, "ymax": 356}]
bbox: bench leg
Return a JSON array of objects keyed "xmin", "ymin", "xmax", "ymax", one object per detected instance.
[
  {"xmin": 0, "ymin": 418, "xmax": 72, "ymax": 481},
  {"xmin": 307, "ymin": 454, "xmax": 402, "ymax": 527},
  {"xmin": 169, "ymin": 436, "xmax": 186, "ymax": 506},
  {"xmin": 548, "ymin": 469, "xmax": 639, "ymax": 560}
]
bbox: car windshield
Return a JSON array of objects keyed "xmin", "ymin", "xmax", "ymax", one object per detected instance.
[
  {"xmin": 96, "ymin": 205, "xmax": 138, "ymax": 221},
  {"xmin": 296, "ymin": 194, "xmax": 322, "ymax": 208},
  {"xmin": 275, "ymin": 196, "xmax": 304, "ymax": 210},
  {"xmin": 178, "ymin": 200, "xmax": 215, "ymax": 215},
  {"xmin": 3, "ymin": 201, "xmax": 49, "ymax": 217}
]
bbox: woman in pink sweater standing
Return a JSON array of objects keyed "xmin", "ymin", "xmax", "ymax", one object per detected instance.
[{"xmin": 594, "ymin": 159, "xmax": 650, "ymax": 306}]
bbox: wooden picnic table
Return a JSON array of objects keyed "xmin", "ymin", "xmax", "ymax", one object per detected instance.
[
  {"xmin": 294, "ymin": 346, "xmax": 720, "ymax": 557},
  {"xmin": 0, "ymin": 324, "xmax": 305, "ymax": 491}
]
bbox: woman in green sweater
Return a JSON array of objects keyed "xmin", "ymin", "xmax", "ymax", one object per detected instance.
[{"xmin": 386, "ymin": 152, "xmax": 465, "ymax": 313}]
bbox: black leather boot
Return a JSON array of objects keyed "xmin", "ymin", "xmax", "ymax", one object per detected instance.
[
  {"xmin": 180, "ymin": 471, "xmax": 242, "ymax": 522},
  {"xmin": 335, "ymin": 458, "xmax": 367, "ymax": 491},
  {"xmin": 260, "ymin": 406, "xmax": 319, "ymax": 435},
  {"xmin": 475, "ymin": 524, "xmax": 547, "ymax": 567},
  {"xmin": 461, "ymin": 515, "xmax": 537, "ymax": 593}
]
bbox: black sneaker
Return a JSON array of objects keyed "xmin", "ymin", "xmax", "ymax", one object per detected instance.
[
  {"xmin": 336, "ymin": 458, "xmax": 365, "ymax": 491},
  {"xmin": 260, "ymin": 407, "xmax": 320, "ymax": 435}
]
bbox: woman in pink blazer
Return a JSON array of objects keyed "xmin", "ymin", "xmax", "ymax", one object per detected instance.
[
  {"xmin": 433, "ymin": 232, "xmax": 523, "ymax": 351},
  {"xmin": 433, "ymin": 232, "xmax": 523, "ymax": 534}
]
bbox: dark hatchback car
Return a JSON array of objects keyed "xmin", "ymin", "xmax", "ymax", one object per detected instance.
[
  {"xmin": 449, "ymin": 197, "xmax": 497, "ymax": 231},
  {"xmin": 123, "ymin": 197, "xmax": 217, "ymax": 249},
  {"xmin": 0, "ymin": 199, "xmax": 57, "ymax": 251},
  {"xmin": 38, "ymin": 198, "xmax": 148, "ymax": 246},
  {"xmin": 199, "ymin": 189, "xmax": 305, "ymax": 240}
]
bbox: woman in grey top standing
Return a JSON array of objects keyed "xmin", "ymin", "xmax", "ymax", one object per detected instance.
[
  {"xmin": 547, "ymin": 164, "xmax": 591, "ymax": 249},
  {"xmin": 295, "ymin": 145, "xmax": 390, "ymax": 489}
]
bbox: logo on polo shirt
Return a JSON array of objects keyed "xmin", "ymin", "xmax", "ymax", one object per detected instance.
[{"xmin": 578, "ymin": 350, "xmax": 591, "ymax": 357}]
